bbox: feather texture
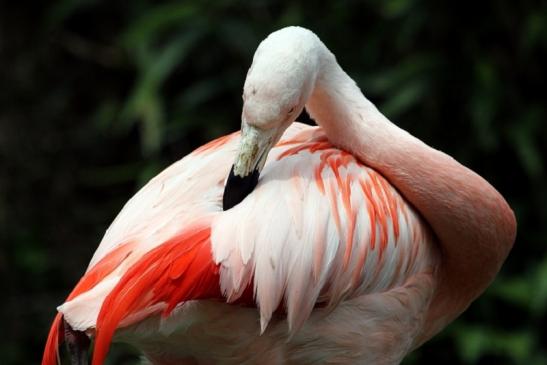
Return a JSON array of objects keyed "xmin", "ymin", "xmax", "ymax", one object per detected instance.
[
  {"xmin": 42, "ymin": 25, "xmax": 516, "ymax": 364},
  {"xmin": 212, "ymin": 126, "xmax": 435, "ymax": 334},
  {"xmin": 43, "ymin": 124, "xmax": 438, "ymax": 365}
]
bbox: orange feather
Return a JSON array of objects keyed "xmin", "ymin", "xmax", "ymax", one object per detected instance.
[
  {"xmin": 92, "ymin": 226, "xmax": 221, "ymax": 365},
  {"xmin": 42, "ymin": 242, "xmax": 134, "ymax": 365}
]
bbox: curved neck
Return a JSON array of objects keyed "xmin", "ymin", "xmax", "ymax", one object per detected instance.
[
  {"xmin": 307, "ymin": 52, "xmax": 406, "ymax": 165},
  {"xmin": 306, "ymin": 48, "xmax": 516, "ymax": 341}
]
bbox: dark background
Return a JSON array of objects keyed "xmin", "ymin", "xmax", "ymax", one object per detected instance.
[{"xmin": 1, "ymin": 1, "xmax": 546, "ymax": 364}]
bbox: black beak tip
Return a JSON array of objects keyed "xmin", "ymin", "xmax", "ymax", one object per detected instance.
[{"xmin": 223, "ymin": 165, "xmax": 260, "ymax": 210}]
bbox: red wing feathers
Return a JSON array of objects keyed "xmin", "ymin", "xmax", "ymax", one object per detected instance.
[
  {"xmin": 42, "ymin": 242, "xmax": 134, "ymax": 365},
  {"xmin": 92, "ymin": 226, "xmax": 221, "ymax": 365},
  {"xmin": 43, "ymin": 128, "xmax": 431, "ymax": 365},
  {"xmin": 43, "ymin": 226, "xmax": 224, "ymax": 365}
]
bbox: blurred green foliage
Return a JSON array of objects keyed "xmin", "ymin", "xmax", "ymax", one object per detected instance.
[{"xmin": 1, "ymin": 0, "xmax": 546, "ymax": 364}]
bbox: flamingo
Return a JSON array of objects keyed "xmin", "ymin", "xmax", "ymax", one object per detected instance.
[{"xmin": 42, "ymin": 26, "xmax": 516, "ymax": 365}]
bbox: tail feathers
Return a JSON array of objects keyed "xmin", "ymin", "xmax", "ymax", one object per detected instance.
[
  {"xmin": 92, "ymin": 226, "xmax": 222, "ymax": 365},
  {"xmin": 42, "ymin": 315, "xmax": 92, "ymax": 365},
  {"xmin": 43, "ymin": 227, "xmax": 221, "ymax": 365},
  {"xmin": 42, "ymin": 242, "xmax": 134, "ymax": 365},
  {"xmin": 42, "ymin": 313, "xmax": 63, "ymax": 365}
]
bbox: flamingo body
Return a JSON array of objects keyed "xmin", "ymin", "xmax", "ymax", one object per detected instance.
[
  {"xmin": 44, "ymin": 124, "xmax": 438, "ymax": 365},
  {"xmin": 43, "ymin": 26, "xmax": 515, "ymax": 365}
]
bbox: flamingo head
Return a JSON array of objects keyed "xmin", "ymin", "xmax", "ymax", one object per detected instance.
[{"xmin": 223, "ymin": 27, "xmax": 321, "ymax": 210}]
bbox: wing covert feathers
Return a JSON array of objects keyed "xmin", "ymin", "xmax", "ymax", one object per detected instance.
[
  {"xmin": 42, "ymin": 243, "xmax": 134, "ymax": 365},
  {"xmin": 212, "ymin": 128, "xmax": 435, "ymax": 336},
  {"xmin": 92, "ymin": 226, "xmax": 220, "ymax": 365},
  {"xmin": 42, "ymin": 226, "xmax": 222, "ymax": 365},
  {"xmin": 42, "ymin": 125, "xmax": 436, "ymax": 365}
]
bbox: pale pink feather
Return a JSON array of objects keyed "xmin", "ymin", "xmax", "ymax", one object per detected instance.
[{"xmin": 47, "ymin": 123, "xmax": 438, "ymax": 365}]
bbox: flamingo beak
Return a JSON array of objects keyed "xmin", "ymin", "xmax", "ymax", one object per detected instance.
[
  {"xmin": 223, "ymin": 124, "xmax": 275, "ymax": 210},
  {"xmin": 233, "ymin": 124, "xmax": 275, "ymax": 177}
]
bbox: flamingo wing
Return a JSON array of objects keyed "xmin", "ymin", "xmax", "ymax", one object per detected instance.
[
  {"xmin": 43, "ymin": 123, "xmax": 437, "ymax": 365},
  {"xmin": 212, "ymin": 126, "xmax": 437, "ymax": 333}
]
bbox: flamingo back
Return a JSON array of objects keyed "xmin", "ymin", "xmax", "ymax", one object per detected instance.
[{"xmin": 44, "ymin": 123, "xmax": 439, "ymax": 365}]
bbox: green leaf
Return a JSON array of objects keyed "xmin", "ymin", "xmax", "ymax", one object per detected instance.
[
  {"xmin": 507, "ymin": 107, "xmax": 544, "ymax": 179},
  {"xmin": 381, "ymin": 78, "xmax": 427, "ymax": 118},
  {"xmin": 120, "ymin": 30, "xmax": 204, "ymax": 156},
  {"xmin": 121, "ymin": 3, "xmax": 201, "ymax": 50},
  {"xmin": 453, "ymin": 325, "xmax": 534, "ymax": 364}
]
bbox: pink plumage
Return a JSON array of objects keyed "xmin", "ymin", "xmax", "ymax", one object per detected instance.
[
  {"xmin": 43, "ymin": 126, "xmax": 437, "ymax": 364},
  {"xmin": 42, "ymin": 26, "xmax": 516, "ymax": 365}
]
